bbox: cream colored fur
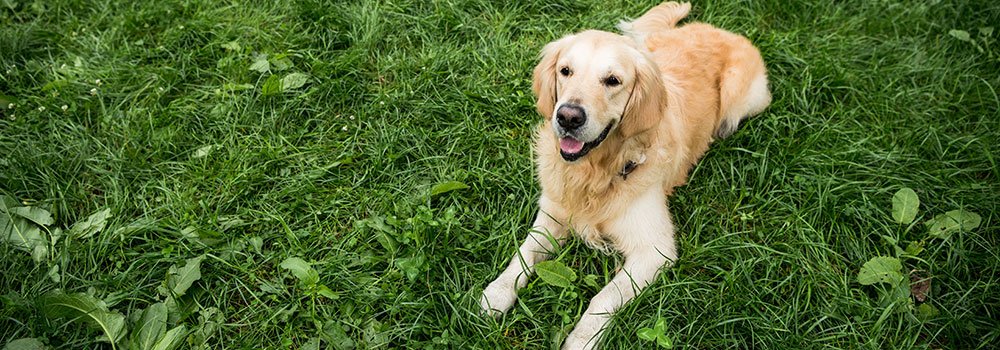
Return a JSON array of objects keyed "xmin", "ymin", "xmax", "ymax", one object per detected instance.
[{"xmin": 480, "ymin": 2, "xmax": 771, "ymax": 349}]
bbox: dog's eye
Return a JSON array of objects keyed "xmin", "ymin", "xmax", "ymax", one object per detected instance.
[
  {"xmin": 603, "ymin": 76, "xmax": 621, "ymax": 87},
  {"xmin": 559, "ymin": 67, "xmax": 572, "ymax": 76}
]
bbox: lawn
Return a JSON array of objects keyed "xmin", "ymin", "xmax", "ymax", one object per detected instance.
[{"xmin": 1, "ymin": 0, "xmax": 998, "ymax": 349}]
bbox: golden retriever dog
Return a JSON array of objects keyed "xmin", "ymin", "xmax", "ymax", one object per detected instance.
[{"xmin": 479, "ymin": 2, "xmax": 771, "ymax": 349}]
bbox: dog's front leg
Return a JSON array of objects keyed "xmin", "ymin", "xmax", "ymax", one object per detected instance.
[
  {"xmin": 480, "ymin": 198, "xmax": 567, "ymax": 316},
  {"xmin": 563, "ymin": 191, "xmax": 677, "ymax": 350},
  {"xmin": 561, "ymin": 250, "xmax": 671, "ymax": 349}
]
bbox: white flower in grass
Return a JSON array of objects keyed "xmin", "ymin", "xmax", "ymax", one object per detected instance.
[
  {"xmin": 349, "ymin": 115, "xmax": 355, "ymax": 120},
  {"xmin": 37, "ymin": 106, "xmax": 45, "ymax": 112},
  {"xmin": 7, "ymin": 103, "xmax": 13, "ymax": 109},
  {"xmin": 342, "ymin": 126, "xmax": 348, "ymax": 131},
  {"xmin": 95, "ymin": 79, "xmax": 102, "ymax": 86},
  {"xmin": 90, "ymin": 88, "xmax": 98, "ymax": 95},
  {"xmin": 61, "ymin": 105, "xmax": 68, "ymax": 112}
]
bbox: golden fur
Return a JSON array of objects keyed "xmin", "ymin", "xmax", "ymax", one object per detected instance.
[{"xmin": 481, "ymin": 3, "xmax": 770, "ymax": 349}]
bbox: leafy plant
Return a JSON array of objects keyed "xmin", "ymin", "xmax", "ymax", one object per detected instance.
[
  {"xmin": 857, "ymin": 256, "xmax": 911, "ymax": 311},
  {"xmin": 1, "ymin": 195, "xmax": 54, "ymax": 263},
  {"xmin": 248, "ymin": 52, "xmax": 311, "ymax": 96},
  {"xmin": 37, "ymin": 257, "xmax": 204, "ymax": 350},
  {"xmin": 279, "ymin": 257, "xmax": 338, "ymax": 300},
  {"xmin": 857, "ymin": 187, "xmax": 982, "ymax": 316},
  {"xmin": 858, "ymin": 256, "xmax": 904, "ymax": 286},
  {"xmin": 1, "ymin": 195, "xmax": 201, "ymax": 350},
  {"xmin": 353, "ymin": 204, "xmax": 460, "ymax": 281},
  {"xmin": 281, "ymin": 73, "xmax": 309, "ymax": 90},
  {"xmin": 67, "ymin": 208, "xmax": 111, "ymax": 239},
  {"xmin": 158, "ymin": 255, "xmax": 205, "ymax": 298},
  {"xmin": 637, "ymin": 318, "xmax": 674, "ymax": 348},
  {"xmin": 949, "ymin": 27, "xmax": 997, "ymax": 61},
  {"xmin": 926, "ymin": 210, "xmax": 981, "ymax": 239},
  {"xmin": 129, "ymin": 302, "xmax": 188, "ymax": 350},
  {"xmin": 527, "ymin": 244, "xmax": 586, "ymax": 328},
  {"xmin": 3, "ymin": 338, "xmax": 46, "ymax": 350},
  {"xmin": 429, "ymin": 180, "xmax": 468, "ymax": 197},
  {"xmin": 890, "ymin": 188, "xmax": 919, "ymax": 224},
  {"xmin": 395, "ymin": 253, "xmax": 427, "ymax": 281},
  {"xmin": 277, "ymin": 257, "xmax": 353, "ymax": 349},
  {"xmin": 534, "ymin": 260, "xmax": 577, "ymax": 288},
  {"xmin": 38, "ymin": 291, "xmax": 128, "ymax": 349}
]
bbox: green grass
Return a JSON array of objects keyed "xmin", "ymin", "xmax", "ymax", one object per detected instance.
[{"xmin": 2, "ymin": 0, "xmax": 998, "ymax": 348}]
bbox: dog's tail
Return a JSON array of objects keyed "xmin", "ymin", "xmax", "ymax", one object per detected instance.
[{"xmin": 618, "ymin": 2, "xmax": 691, "ymax": 43}]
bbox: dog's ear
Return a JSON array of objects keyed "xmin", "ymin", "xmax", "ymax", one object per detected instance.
[
  {"xmin": 532, "ymin": 37, "xmax": 569, "ymax": 119},
  {"xmin": 618, "ymin": 52, "xmax": 666, "ymax": 139}
]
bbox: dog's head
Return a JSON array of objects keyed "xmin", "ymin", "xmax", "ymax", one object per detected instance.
[{"xmin": 533, "ymin": 30, "xmax": 665, "ymax": 162}]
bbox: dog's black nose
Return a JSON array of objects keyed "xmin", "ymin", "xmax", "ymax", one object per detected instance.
[{"xmin": 556, "ymin": 104, "xmax": 586, "ymax": 130}]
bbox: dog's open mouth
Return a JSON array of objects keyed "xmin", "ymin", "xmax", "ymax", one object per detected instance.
[{"xmin": 559, "ymin": 122, "xmax": 614, "ymax": 161}]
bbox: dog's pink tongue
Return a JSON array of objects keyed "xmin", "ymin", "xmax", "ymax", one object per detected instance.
[{"xmin": 560, "ymin": 137, "xmax": 584, "ymax": 154}]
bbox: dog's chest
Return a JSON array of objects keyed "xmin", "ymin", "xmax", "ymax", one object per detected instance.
[
  {"xmin": 547, "ymin": 176, "xmax": 637, "ymax": 231},
  {"xmin": 564, "ymin": 219, "xmax": 620, "ymax": 251}
]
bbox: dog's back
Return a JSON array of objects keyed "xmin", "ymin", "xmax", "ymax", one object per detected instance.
[{"xmin": 621, "ymin": 2, "xmax": 771, "ymax": 191}]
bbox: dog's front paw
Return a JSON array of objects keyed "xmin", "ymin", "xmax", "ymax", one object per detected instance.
[
  {"xmin": 562, "ymin": 314, "xmax": 609, "ymax": 350},
  {"xmin": 479, "ymin": 279, "xmax": 517, "ymax": 317}
]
